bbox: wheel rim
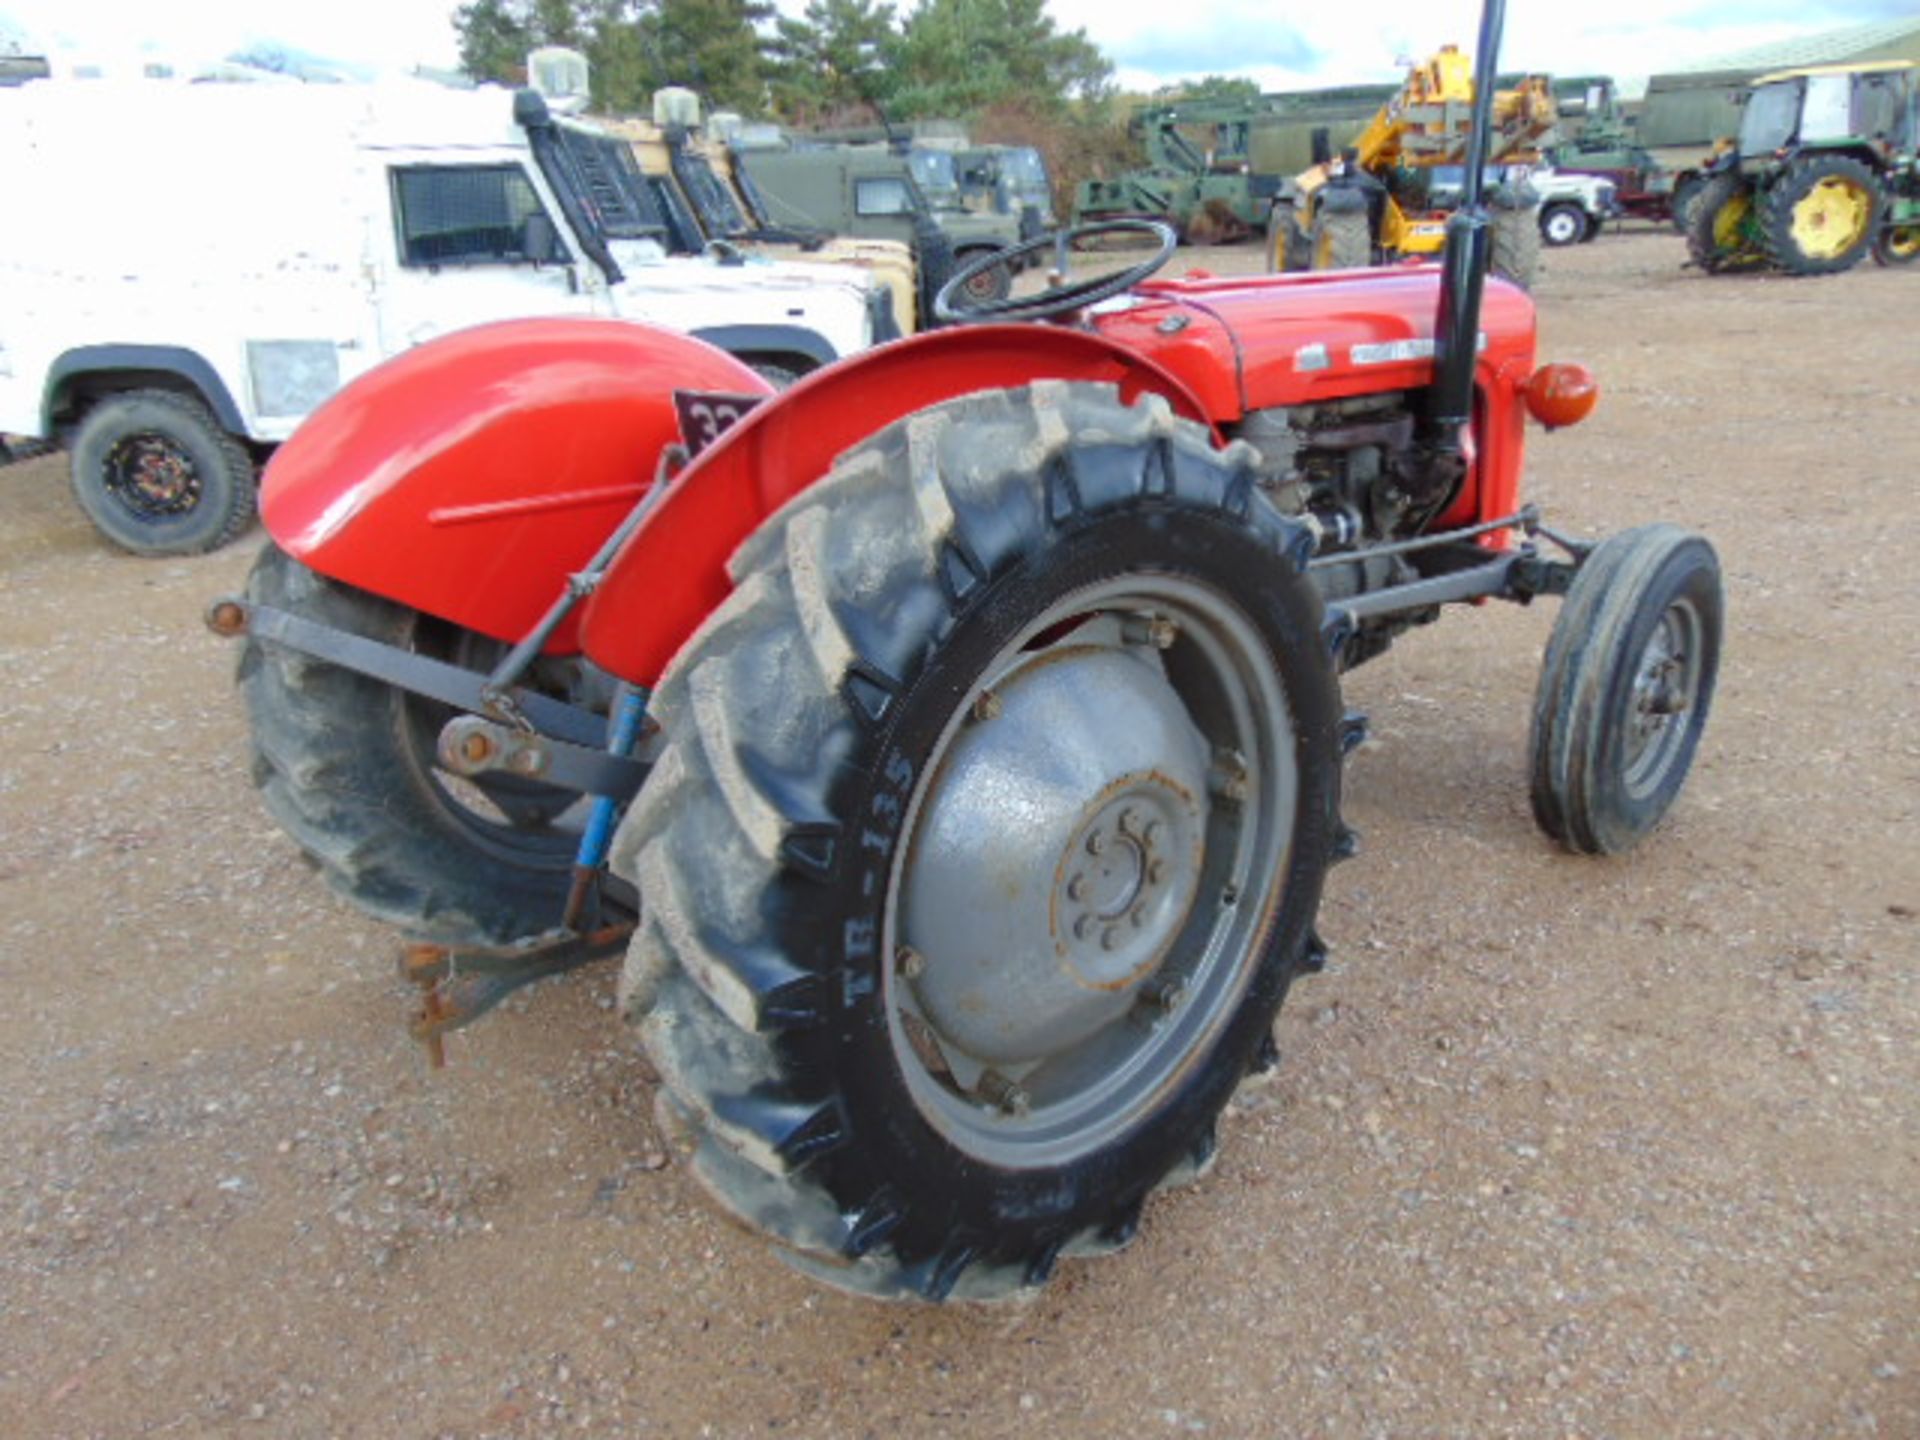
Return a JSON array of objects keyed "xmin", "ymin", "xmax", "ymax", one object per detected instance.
[
  {"xmin": 884, "ymin": 574, "xmax": 1297, "ymax": 1170},
  {"xmin": 961, "ymin": 261, "xmax": 1007, "ymax": 302},
  {"xmin": 1545, "ymin": 209, "xmax": 1580, "ymax": 244},
  {"xmin": 1622, "ymin": 598, "xmax": 1704, "ymax": 801},
  {"xmin": 103, "ymin": 432, "xmax": 202, "ymax": 520},
  {"xmin": 1883, "ymin": 224, "xmax": 1920, "ymax": 261},
  {"xmin": 397, "ymin": 619, "xmax": 589, "ymax": 870},
  {"xmin": 1712, "ymin": 193, "xmax": 1751, "ymax": 250},
  {"xmin": 1791, "ymin": 177, "xmax": 1872, "ymax": 259}
]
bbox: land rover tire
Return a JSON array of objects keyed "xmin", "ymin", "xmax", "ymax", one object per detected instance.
[{"xmin": 70, "ymin": 389, "xmax": 256, "ymax": 556}]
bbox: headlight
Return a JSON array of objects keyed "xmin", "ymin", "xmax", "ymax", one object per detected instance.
[{"xmin": 247, "ymin": 341, "xmax": 341, "ymax": 419}]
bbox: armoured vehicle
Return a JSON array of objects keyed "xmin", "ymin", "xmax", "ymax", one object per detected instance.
[
  {"xmin": 744, "ymin": 146, "xmax": 1023, "ymax": 302},
  {"xmin": 0, "ymin": 80, "xmax": 887, "ymax": 554}
]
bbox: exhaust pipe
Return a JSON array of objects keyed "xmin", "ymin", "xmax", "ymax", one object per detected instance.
[{"xmin": 1420, "ymin": 0, "xmax": 1507, "ymax": 461}]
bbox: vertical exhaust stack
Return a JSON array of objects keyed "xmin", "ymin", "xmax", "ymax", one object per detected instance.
[{"xmin": 1419, "ymin": 0, "xmax": 1507, "ymax": 470}]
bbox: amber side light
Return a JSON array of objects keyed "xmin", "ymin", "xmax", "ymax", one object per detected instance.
[{"xmin": 1524, "ymin": 362, "xmax": 1599, "ymax": 429}]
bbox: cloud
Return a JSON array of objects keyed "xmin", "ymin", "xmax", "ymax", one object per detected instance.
[{"xmin": 1106, "ymin": 19, "xmax": 1319, "ymax": 79}]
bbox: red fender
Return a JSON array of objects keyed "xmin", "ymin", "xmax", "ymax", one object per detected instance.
[
  {"xmin": 259, "ymin": 317, "xmax": 771, "ymax": 651},
  {"xmin": 578, "ymin": 325, "xmax": 1215, "ymax": 687}
]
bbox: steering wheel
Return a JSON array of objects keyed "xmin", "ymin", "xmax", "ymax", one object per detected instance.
[{"xmin": 933, "ymin": 219, "xmax": 1179, "ymax": 325}]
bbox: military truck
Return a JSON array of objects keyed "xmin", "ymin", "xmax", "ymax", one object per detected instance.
[
  {"xmin": 955, "ymin": 144, "xmax": 1057, "ymax": 230},
  {"xmin": 602, "ymin": 91, "xmax": 922, "ymax": 332},
  {"xmin": 743, "ymin": 146, "xmax": 1023, "ymax": 302},
  {"xmin": 1547, "ymin": 76, "xmax": 1731, "ymax": 228}
]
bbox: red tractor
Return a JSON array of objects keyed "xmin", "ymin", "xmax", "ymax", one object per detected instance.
[{"xmin": 212, "ymin": 2, "xmax": 1721, "ymax": 1301}]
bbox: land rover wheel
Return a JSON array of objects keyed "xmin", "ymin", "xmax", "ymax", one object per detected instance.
[
  {"xmin": 1539, "ymin": 202, "xmax": 1588, "ymax": 247},
  {"xmin": 70, "ymin": 389, "xmax": 256, "ymax": 555},
  {"xmin": 613, "ymin": 382, "xmax": 1343, "ymax": 1300}
]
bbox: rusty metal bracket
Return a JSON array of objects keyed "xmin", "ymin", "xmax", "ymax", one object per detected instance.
[
  {"xmin": 399, "ymin": 923, "xmax": 633, "ymax": 1067},
  {"xmin": 437, "ymin": 715, "xmax": 649, "ymax": 799}
]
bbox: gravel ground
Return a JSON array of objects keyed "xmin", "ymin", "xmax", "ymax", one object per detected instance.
[{"xmin": 2, "ymin": 230, "xmax": 1917, "ymax": 1438}]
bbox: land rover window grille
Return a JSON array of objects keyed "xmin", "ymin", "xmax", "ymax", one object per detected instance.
[
  {"xmin": 643, "ymin": 176, "xmax": 705, "ymax": 254},
  {"xmin": 856, "ymin": 177, "xmax": 913, "ymax": 216},
  {"xmin": 392, "ymin": 166, "xmax": 564, "ymax": 267},
  {"xmin": 672, "ymin": 153, "xmax": 748, "ymax": 237},
  {"xmin": 554, "ymin": 128, "xmax": 660, "ymax": 240}
]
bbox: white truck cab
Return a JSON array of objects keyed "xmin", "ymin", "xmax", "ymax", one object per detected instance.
[{"xmin": 0, "ymin": 79, "xmax": 885, "ymax": 553}]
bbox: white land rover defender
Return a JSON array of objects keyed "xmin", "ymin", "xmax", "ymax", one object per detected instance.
[{"xmin": 0, "ymin": 80, "xmax": 890, "ymax": 554}]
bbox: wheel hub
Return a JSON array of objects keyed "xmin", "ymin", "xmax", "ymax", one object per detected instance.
[
  {"xmin": 108, "ymin": 434, "xmax": 200, "ymax": 517},
  {"xmin": 1792, "ymin": 179, "xmax": 1870, "ymax": 259},
  {"xmin": 899, "ymin": 644, "xmax": 1209, "ymax": 1067}
]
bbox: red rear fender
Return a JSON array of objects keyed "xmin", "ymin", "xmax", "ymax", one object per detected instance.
[
  {"xmin": 260, "ymin": 318, "xmax": 770, "ymax": 650},
  {"xmin": 577, "ymin": 324, "xmax": 1213, "ymax": 687}
]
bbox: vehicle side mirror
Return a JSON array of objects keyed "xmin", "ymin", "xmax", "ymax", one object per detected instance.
[{"xmin": 522, "ymin": 213, "xmax": 559, "ymax": 265}]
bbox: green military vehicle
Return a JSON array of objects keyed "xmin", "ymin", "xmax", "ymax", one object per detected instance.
[
  {"xmin": 742, "ymin": 146, "xmax": 1024, "ymax": 302},
  {"xmin": 954, "ymin": 144, "xmax": 1057, "ymax": 231}
]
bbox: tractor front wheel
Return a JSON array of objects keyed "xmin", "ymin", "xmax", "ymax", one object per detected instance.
[
  {"xmin": 1688, "ymin": 173, "xmax": 1767, "ymax": 273},
  {"xmin": 612, "ymin": 382, "xmax": 1343, "ymax": 1300},
  {"xmin": 239, "ymin": 547, "xmax": 584, "ymax": 942},
  {"xmin": 1529, "ymin": 525, "xmax": 1723, "ymax": 855},
  {"xmin": 1872, "ymin": 219, "xmax": 1920, "ymax": 266},
  {"xmin": 1761, "ymin": 154, "xmax": 1880, "ymax": 275}
]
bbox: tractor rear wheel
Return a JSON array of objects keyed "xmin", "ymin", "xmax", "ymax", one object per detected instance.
[
  {"xmin": 612, "ymin": 382, "xmax": 1343, "ymax": 1300},
  {"xmin": 1529, "ymin": 525, "xmax": 1723, "ymax": 855},
  {"xmin": 239, "ymin": 546, "xmax": 583, "ymax": 942},
  {"xmin": 1308, "ymin": 207, "xmax": 1369, "ymax": 270},
  {"xmin": 1688, "ymin": 173, "xmax": 1767, "ymax": 273},
  {"xmin": 1761, "ymin": 154, "xmax": 1880, "ymax": 275}
]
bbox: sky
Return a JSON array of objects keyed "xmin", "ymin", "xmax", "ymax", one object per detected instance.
[{"xmin": 1, "ymin": 0, "xmax": 1909, "ymax": 93}]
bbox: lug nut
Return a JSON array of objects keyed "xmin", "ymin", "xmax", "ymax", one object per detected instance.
[
  {"xmin": 1067, "ymin": 873, "xmax": 1088, "ymax": 903},
  {"xmin": 1118, "ymin": 807, "xmax": 1138, "ymax": 837},
  {"xmin": 895, "ymin": 945, "xmax": 926, "ymax": 980},
  {"xmin": 1130, "ymin": 903, "xmax": 1148, "ymax": 929},
  {"xmin": 970, "ymin": 690, "xmax": 1002, "ymax": 722},
  {"xmin": 978, "ymin": 1069, "xmax": 1030, "ymax": 1115},
  {"xmin": 1101, "ymin": 925, "xmax": 1121, "ymax": 951},
  {"xmin": 1142, "ymin": 819, "xmax": 1161, "ymax": 846},
  {"xmin": 1123, "ymin": 614, "xmax": 1178, "ymax": 649},
  {"xmin": 1086, "ymin": 830, "xmax": 1108, "ymax": 856},
  {"xmin": 1141, "ymin": 975, "xmax": 1186, "ymax": 1013},
  {"xmin": 459, "ymin": 731, "xmax": 494, "ymax": 766}
]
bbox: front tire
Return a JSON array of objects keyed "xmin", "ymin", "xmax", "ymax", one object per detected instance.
[
  {"xmin": 239, "ymin": 546, "xmax": 582, "ymax": 942},
  {"xmin": 953, "ymin": 248, "xmax": 1014, "ymax": 303},
  {"xmin": 1529, "ymin": 525, "xmax": 1723, "ymax": 855},
  {"xmin": 69, "ymin": 389, "xmax": 255, "ymax": 555},
  {"xmin": 1308, "ymin": 207, "xmax": 1370, "ymax": 270},
  {"xmin": 612, "ymin": 383, "xmax": 1343, "ymax": 1300},
  {"xmin": 1539, "ymin": 202, "xmax": 1588, "ymax": 247}
]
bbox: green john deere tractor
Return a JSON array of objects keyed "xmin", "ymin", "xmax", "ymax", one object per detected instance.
[{"xmin": 1690, "ymin": 61, "xmax": 1920, "ymax": 275}]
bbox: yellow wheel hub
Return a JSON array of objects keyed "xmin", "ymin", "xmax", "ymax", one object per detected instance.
[
  {"xmin": 1713, "ymin": 193, "xmax": 1751, "ymax": 248},
  {"xmin": 1790, "ymin": 177, "xmax": 1872, "ymax": 259},
  {"xmin": 1887, "ymin": 225, "xmax": 1920, "ymax": 261}
]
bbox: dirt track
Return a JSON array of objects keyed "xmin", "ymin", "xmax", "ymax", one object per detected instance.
[{"xmin": 3, "ymin": 230, "xmax": 1918, "ymax": 1438}]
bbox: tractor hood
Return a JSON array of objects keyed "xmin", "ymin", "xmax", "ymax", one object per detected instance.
[{"xmin": 1089, "ymin": 265, "xmax": 1538, "ymax": 421}]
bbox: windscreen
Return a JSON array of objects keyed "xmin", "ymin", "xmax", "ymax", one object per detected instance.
[
  {"xmin": 910, "ymin": 150, "xmax": 962, "ymax": 207},
  {"xmin": 1739, "ymin": 81, "xmax": 1801, "ymax": 157}
]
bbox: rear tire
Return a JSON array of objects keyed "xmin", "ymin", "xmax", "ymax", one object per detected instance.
[
  {"xmin": 1688, "ymin": 173, "xmax": 1767, "ymax": 273},
  {"xmin": 1761, "ymin": 154, "xmax": 1879, "ymax": 276},
  {"xmin": 69, "ymin": 389, "xmax": 255, "ymax": 556},
  {"xmin": 239, "ymin": 546, "xmax": 581, "ymax": 943},
  {"xmin": 1491, "ymin": 203, "xmax": 1541, "ymax": 288},
  {"xmin": 1308, "ymin": 207, "xmax": 1370, "ymax": 270},
  {"xmin": 1530, "ymin": 525, "xmax": 1723, "ymax": 855},
  {"xmin": 1669, "ymin": 175, "xmax": 1705, "ymax": 234},
  {"xmin": 612, "ymin": 382, "xmax": 1343, "ymax": 1300}
]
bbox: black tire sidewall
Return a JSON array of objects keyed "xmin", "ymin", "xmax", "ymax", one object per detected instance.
[
  {"xmin": 774, "ymin": 503, "xmax": 1341, "ymax": 1263},
  {"xmin": 1555, "ymin": 533, "xmax": 1723, "ymax": 853},
  {"xmin": 71, "ymin": 394, "xmax": 248, "ymax": 555}
]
